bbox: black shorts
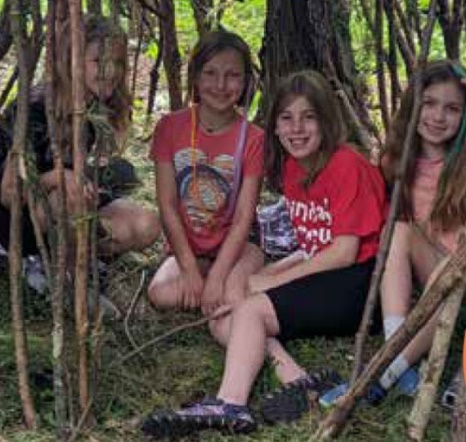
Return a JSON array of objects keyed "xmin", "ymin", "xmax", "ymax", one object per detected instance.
[{"xmin": 266, "ymin": 258, "xmax": 381, "ymax": 341}]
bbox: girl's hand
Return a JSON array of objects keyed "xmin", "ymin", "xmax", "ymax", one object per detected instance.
[
  {"xmin": 180, "ymin": 266, "xmax": 204, "ymax": 310},
  {"xmin": 201, "ymin": 274, "xmax": 224, "ymax": 316}
]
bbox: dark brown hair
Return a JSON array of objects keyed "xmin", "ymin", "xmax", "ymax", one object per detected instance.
[
  {"xmin": 187, "ymin": 30, "xmax": 254, "ymax": 106},
  {"xmin": 265, "ymin": 70, "xmax": 347, "ymax": 192}
]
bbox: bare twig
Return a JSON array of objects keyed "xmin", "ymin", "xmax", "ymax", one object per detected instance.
[
  {"xmin": 114, "ymin": 306, "xmax": 233, "ymax": 367},
  {"xmin": 123, "ymin": 269, "xmax": 147, "ymax": 352}
]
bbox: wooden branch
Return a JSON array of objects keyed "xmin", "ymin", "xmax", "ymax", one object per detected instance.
[
  {"xmin": 375, "ymin": 0, "xmax": 389, "ymax": 131},
  {"xmin": 315, "ymin": 231, "xmax": 466, "ymax": 440},
  {"xmin": 113, "ymin": 306, "xmax": 233, "ymax": 367},
  {"xmin": 159, "ymin": 0, "xmax": 183, "ymax": 110},
  {"xmin": 407, "ymin": 284, "xmax": 465, "ymax": 441},
  {"xmin": 146, "ymin": 15, "xmax": 163, "ymax": 117},
  {"xmin": 68, "ymin": 0, "xmax": 90, "ymax": 416},
  {"xmin": 45, "ymin": 1, "xmax": 70, "ymax": 436},
  {"xmin": 9, "ymin": 0, "xmax": 36, "ymax": 430},
  {"xmin": 350, "ymin": 0, "xmax": 439, "ymax": 389}
]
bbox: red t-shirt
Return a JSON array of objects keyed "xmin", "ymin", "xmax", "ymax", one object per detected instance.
[
  {"xmin": 150, "ymin": 107, "xmax": 264, "ymax": 255},
  {"xmin": 283, "ymin": 145, "xmax": 386, "ymax": 262}
]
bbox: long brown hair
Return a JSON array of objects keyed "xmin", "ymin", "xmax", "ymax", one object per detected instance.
[
  {"xmin": 381, "ymin": 59, "xmax": 466, "ymax": 230},
  {"xmin": 264, "ymin": 70, "xmax": 347, "ymax": 192},
  {"xmin": 55, "ymin": 15, "xmax": 131, "ymax": 139}
]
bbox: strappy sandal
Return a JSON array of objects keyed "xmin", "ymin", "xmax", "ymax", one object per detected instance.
[
  {"xmin": 141, "ymin": 397, "xmax": 257, "ymax": 439},
  {"xmin": 260, "ymin": 368, "xmax": 342, "ymax": 424}
]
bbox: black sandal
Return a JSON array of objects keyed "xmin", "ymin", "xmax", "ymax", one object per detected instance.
[
  {"xmin": 260, "ymin": 368, "xmax": 342, "ymax": 424},
  {"xmin": 142, "ymin": 397, "xmax": 257, "ymax": 439}
]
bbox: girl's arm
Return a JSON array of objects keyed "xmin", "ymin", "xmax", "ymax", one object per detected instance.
[
  {"xmin": 248, "ymin": 235, "xmax": 359, "ymax": 294},
  {"xmin": 201, "ymin": 174, "xmax": 261, "ymax": 315},
  {"xmin": 156, "ymin": 161, "xmax": 204, "ymax": 305}
]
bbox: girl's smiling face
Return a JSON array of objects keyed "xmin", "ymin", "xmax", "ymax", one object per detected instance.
[
  {"xmin": 418, "ymin": 80, "xmax": 465, "ymax": 157},
  {"xmin": 275, "ymin": 95, "xmax": 322, "ymax": 165},
  {"xmin": 195, "ymin": 49, "xmax": 245, "ymax": 115}
]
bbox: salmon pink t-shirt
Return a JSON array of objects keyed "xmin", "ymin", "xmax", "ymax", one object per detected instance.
[
  {"xmin": 283, "ymin": 146, "xmax": 386, "ymax": 263},
  {"xmin": 411, "ymin": 156, "xmax": 458, "ymax": 252},
  {"xmin": 150, "ymin": 107, "xmax": 264, "ymax": 255}
]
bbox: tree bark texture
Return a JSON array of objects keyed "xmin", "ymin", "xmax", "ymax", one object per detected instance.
[
  {"xmin": 259, "ymin": 0, "xmax": 373, "ymax": 144},
  {"xmin": 69, "ymin": 0, "xmax": 90, "ymax": 415},
  {"xmin": 190, "ymin": 0, "xmax": 214, "ymax": 37},
  {"xmin": 9, "ymin": 0, "xmax": 36, "ymax": 429},
  {"xmin": 407, "ymin": 284, "xmax": 464, "ymax": 441},
  {"xmin": 46, "ymin": 0, "xmax": 69, "ymax": 436},
  {"xmin": 160, "ymin": 0, "xmax": 183, "ymax": 110}
]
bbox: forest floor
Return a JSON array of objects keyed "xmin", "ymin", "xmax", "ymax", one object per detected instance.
[{"xmin": 0, "ymin": 99, "xmax": 464, "ymax": 442}]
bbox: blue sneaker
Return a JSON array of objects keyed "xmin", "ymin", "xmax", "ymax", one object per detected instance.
[
  {"xmin": 394, "ymin": 367, "xmax": 420, "ymax": 397},
  {"xmin": 319, "ymin": 381, "xmax": 387, "ymax": 408}
]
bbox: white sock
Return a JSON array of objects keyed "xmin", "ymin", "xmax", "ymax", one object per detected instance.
[
  {"xmin": 379, "ymin": 354, "xmax": 409, "ymax": 390},
  {"xmin": 383, "ymin": 315, "xmax": 405, "ymax": 341}
]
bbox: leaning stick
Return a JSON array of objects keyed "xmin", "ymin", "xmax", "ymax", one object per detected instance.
[
  {"xmin": 314, "ymin": 230, "xmax": 466, "ymax": 440},
  {"xmin": 350, "ymin": 0, "xmax": 438, "ymax": 387},
  {"xmin": 113, "ymin": 306, "xmax": 233, "ymax": 367},
  {"xmin": 407, "ymin": 284, "xmax": 465, "ymax": 441}
]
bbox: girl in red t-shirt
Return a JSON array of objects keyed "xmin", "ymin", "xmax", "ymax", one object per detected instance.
[
  {"xmin": 147, "ymin": 31, "xmax": 264, "ymax": 345},
  {"xmin": 142, "ymin": 71, "xmax": 385, "ymax": 437}
]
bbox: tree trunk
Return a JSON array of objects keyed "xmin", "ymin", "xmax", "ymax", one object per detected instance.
[
  {"xmin": 9, "ymin": 0, "xmax": 36, "ymax": 429},
  {"xmin": 259, "ymin": 0, "xmax": 374, "ymax": 145},
  {"xmin": 190, "ymin": 0, "xmax": 213, "ymax": 38},
  {"xmin": 69, "ymin": 0, "xmax": 90, "ymax": 417},
  {"xmin": 46, "ymin": 0, "xmax": 69, "ymax": 436},
  {"xmin": 160, "ymin": 0, "xmax": 183, "ymax": 110}
]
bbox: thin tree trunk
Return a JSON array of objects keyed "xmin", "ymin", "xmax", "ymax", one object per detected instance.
[
  {"xmin": 69, "ymin": 0, "xmax": 90, "ymax": 416},
  {"xmin": 160, "ymin": 0, "xmax": 182, "ymax": 110},
  {"xmin": 46, "ymin": 0, "xmax": 69, "ymax": 436},
  {"xmin": 9, "ymin": 0, "xmax": 36, "ymax": 429},
  {"xmin": 437, "ymin": 0, "xmax": 463, "ymax": 60},
  {"xmin": 407, "ymin": 285, "xmax": 464, "ymax": 441},
  {"xmin": 190, "ymin": 0, "xmax": 213, "ymax": 37}
]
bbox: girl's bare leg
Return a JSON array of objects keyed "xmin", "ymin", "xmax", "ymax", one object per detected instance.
[
  {"xmin": 208, "ymin": 242, "xmax": 264, "ymax": 346},
  {"xmin": 216, "ymin": 294, "xmax": 280, "ymax": 405}
]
